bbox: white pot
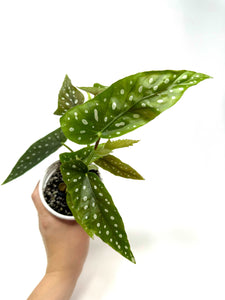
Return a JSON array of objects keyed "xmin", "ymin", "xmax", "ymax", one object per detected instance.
[{"xmin": 39, "ymin": 161, "xmax": 74, "ymax": 221}]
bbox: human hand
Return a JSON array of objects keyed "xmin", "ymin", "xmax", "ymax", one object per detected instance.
[{"xmin": 31, "ymin": 182, "xmax": 90, "ymax": 278}]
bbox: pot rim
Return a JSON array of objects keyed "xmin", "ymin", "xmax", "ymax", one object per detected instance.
[{"xmin": 39, "ymin": 160, "xmax": 74, "ymax": 221}]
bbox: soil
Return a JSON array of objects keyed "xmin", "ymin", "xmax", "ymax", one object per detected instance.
[
  {"xmin": 43, "ymin": 166, "xmax": 101, "ymax": 217},
  {"xmin": 43, "ymin": 169, "xmax": 73, "ymax": 216}
]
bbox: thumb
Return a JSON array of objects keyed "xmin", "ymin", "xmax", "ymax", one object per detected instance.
[{"xmin": 31, "ymin": 182, "xmax": 49, "ymax": 216}]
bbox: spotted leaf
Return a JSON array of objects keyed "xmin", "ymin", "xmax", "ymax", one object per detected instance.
[
  {"xmin": 60, "ymin": 139, "xmax": 139, "ymax": 166},
  {"xmin": 60, "ymin": 70, "xmax": 210, "ymax": 145},
  {"xmin": 95, "ymin": 154, "xmax": 144, "ymax": 180},
  {"xmin": 60, "ymin": 146, "xmax": 94, "ymax": 163},
  {"xmin": 60, "ymin": 145, "xmax": 106, "ymax": 165},
  {"xmin": 60, "ymin": 145, "xmax": 107, "ymax": 169},
  {"xmin": 54, "ymin": 75, "xmax": 84, "ymax": 115},
  {"xmin": 60, "ymin": 159, "xmax": 136, "ymax": 263},
  {"xmin": 79, "ymin": 83, "xmax": 108, "ymax": 96},
  {"xmin": 2, "ymin": 128, "xmax": 66, "ymax": 184}
]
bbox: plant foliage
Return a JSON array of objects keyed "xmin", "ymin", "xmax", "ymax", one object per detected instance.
[{"xmin": 2, "ymin": 70, "xmax": 210, "ymax": 263}]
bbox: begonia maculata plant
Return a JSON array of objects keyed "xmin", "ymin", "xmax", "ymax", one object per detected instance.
[{"xmin": 3, "ymin": 70, "xmax": 210, "ymax": 263}]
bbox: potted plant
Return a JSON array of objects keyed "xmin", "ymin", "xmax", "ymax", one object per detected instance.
[{"xmin": 2, "ymin": 70, "xmax": 210, "ymax": 263}]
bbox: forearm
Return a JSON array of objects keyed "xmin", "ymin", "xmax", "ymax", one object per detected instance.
[
  {"xmin": 29, "ymin": 186, "xmax": 90, "ymax": 300},
  {"xmin": 27, "ymin": 271, "xmax": 78, "ymax": 300}
]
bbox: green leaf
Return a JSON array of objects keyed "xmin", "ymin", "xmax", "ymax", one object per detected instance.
[
  {"xmin": 60, "ymin": 146, "xmax": 94, "ymax": 163},
  {"xmin": 93, "ymin": 139, "xmax": 139, "ymax": 160},
  {"xmin": 104, "ymin": 139, "xmax": 139, "ymax": 150},
  {"xmin": 93, "ymin": 83, "xmax": 107, "ymax": 89},
  {"xmin": 60, "ymin": 70, "xmax": 210, "ymax": 145},
  {"xmin": 2, "ymin": 128, "xmax": 66, "ymax": 184},
  {"xmin": 79, "ymin": 83, "xmax": 108, "ymax": 96},
  {"xmin": 60, "ymin": 145, "xmax": 106, "ymax": 168},
  {"xmin": 60, "ymin": 159, "xmax": 136, "ymax": 263},
  {"xmin": 95, "ymin": 154, "xmax": 144, "ymax": 180},
  {"xmin": 60, "ymin": 139, "xmax": 139, "ymax": 166},
  {"xmin": 54, "ymin": 75, "xmax": 84, "ymax": 115}
]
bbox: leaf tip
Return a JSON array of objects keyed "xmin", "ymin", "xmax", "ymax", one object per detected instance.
[
  {"xmin": 198, "ymin": 72, "xmax": 212, "ymax": 80},
  {"xmin": 1, "ymin": 175, "xmax": 12, "ymax": 185},
  {"xmin": 131, "ymin": 256, "xmax": 136, "ymax": 264},
  {"xmin": 53, "ymin": 109, "xmax": 60, "ymax": 116}
]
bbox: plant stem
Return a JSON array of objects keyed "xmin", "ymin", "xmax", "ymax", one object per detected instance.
[
  {"xmin": 94, "ymin": 138, "xmax": 101, "ymax": 150},
  {"xmin": 84, "ymin": 138, "xmax": 101, "ymax": 166},
  {"xmin": 61, "ymin": 143, "xmax": 73, "ymax": 152}
]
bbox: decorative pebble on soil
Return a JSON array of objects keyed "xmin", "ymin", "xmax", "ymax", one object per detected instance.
[{"xmin": 43, "ymin": 168, "xmax": 72, "ymax": 216}]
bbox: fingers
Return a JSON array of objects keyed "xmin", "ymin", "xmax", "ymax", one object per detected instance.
[
  {"xmin": 31, "ymin": 182, "xmax": 49, "ymax": 215},
  {"xmin": 31, "ymin": 182, "xmax": 76, "ymax": 223}
]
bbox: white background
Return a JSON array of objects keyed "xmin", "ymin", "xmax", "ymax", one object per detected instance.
[{"xmin": 0, "ymin": 0, "xmax": 225, "ymax": 299}]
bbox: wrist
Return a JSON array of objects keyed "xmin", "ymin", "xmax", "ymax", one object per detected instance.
[
  {"xmin": 45, "ymin": 269, "xmax": 79, "ymax": 289},
  {"xmin": 46, "ymin": 266, "xmax": 80, "ymax": 282},
  {"xmin": 28, "ymin": 270, "xmax": 78, "ymax": 300},
  {"xmin": 46, "ymin": 251, "xmax": 85, "ymax": 279}
]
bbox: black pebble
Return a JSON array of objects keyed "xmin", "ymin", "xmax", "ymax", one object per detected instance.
[{"xmin": 43, "ymin": 169, "xmax": 72, "ymax": 216}]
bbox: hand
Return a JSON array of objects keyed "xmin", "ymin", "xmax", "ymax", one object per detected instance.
[{"xmin": 28, "ymin": 183, "xmax": 90, "ymax": 300}]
